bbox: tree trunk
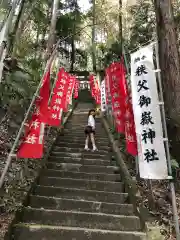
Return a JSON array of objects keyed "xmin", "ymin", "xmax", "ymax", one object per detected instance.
[
  {"xmin": 154, "ymin": 0, "xmax": 180, "ymax": 160},
  {"xmin": 11, "ymin": 1, "xmax": 38, "ymax": 57},
  {"xmin": 70, "ymin": 5, "xmax": 77, "ymax": 72},
  {"xmin": 0, "ymin": 0, "xmax": 19, "ymax": 60},
  {"xmin": 154, "ymin": 0, "xmax": 180, "ymax": 123},
  {"xmin": 118, "ymin": 0, "xmax": 122, "ymax": 54},
  {"xmin": 70, "ymin": 33, "xmax": 75, "ymax": 71},
  {"xmin": 10, "ymin": 0, "xmax": 26, "ymax": 55},
  {"xmin": 92, "ymin": 0, "xmax": 96, "ymax": 73},
  {"xmin": 45, "ymin": 0, "xmax": 59, "ymax": 61}
]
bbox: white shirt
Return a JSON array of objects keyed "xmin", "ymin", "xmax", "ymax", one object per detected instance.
[{"xmin": 88, "ymin": 115, "xmax": 95, "ymax": 129}]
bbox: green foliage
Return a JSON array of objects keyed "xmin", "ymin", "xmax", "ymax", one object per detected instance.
[
  {"xmin": 0, "ymin": 70, "xmax": 35, "ymax": 109},
  {"xmin": 92, "ymin": 0, "xmax": 156, "ymax": 68},
  {"xmin": 127, "ymin": 0, "xmax": 155, "ymax": 50},
  {"xmin": 101, "ymin": 41, "xmax": 122, "ymax": 67}
]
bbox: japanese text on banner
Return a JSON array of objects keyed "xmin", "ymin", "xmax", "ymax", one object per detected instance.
[
  {"xmin": 109, "ymin": 62, "xmax": 125, "ymax": 133},
  {"xmin": 48, "ymin": 68, "xmax": 68, "ymax": 126},
  {"xmin": 100, "ymin": 80, "xmax": 106, "ymax": 112},
  {"xmin": 64, "ymin": 75, "xmax": 75, "ymax": 112},
  {"xmin": 130, "ymin": 44, "xmax": 168, "ymax": 179},
  {"xmin": 89, "ymin": 74, "xmax": 95, "ymax": 98},
  {"xmin": 74, "ymin": 79, "xmax": 79, "ymax": 99},
  {"xmin": 17, "ymin": 69, "xmax": 51, "ymax": 158},
  {"xmin": 17, "ymin": 113, "xmax": 45, "ymax": 159},
  {"xmin": 121, "ymin": 63, "xmax": 138, "ymax": 157}
]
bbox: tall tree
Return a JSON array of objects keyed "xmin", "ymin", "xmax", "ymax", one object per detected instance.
[
  {"xmin": 0, "ymin": 0, "xmax": 19, "ymax": 60},
  {"xmin": 154, "ymin": 0, "xmax": 180, "ymax": 123},
  {"xmin": 92, "ymin": 0, "xmax": 96, "ymax": 72},
  {"xmin": 45, "ymin": 0, "xmax": 60, "ymax": 60},
  {"xmin": 118, "ymin": 0, "xmax": 122, "ymax": 54},
  {"xmin": 10, "ymin": 0, "xmax": 27, "ymax": 55},
  {"xmin": 67, "ymin": 0, "xmax": 79, "ymax": 72}
]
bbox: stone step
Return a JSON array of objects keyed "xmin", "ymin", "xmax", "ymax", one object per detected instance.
[
  {"xmin": 48, "ymin": 152, "xmax": 110, "ymax": 160},
  {"xmin": 66, "ymin": 121, "xmax": 103, "ymax": 125},
  {"xmin": 33, "ymin": 186, "xmax": 128, "ymax": 203},
  {"xmin": 67, "ymin": 120, "xmax": 102, "ymax": 124},
  {"xmin": 54, "ymin": 142, "xmax": 110, "ymax": 150},
  {"xmin": 51, "ymin": 147, "xmax": 109, "ymax": 155},
  {"xmin": 28, "ymin": 195, "xmax": 134, "ymax": 215},
  {"xmin": 41, "ymin": 169, "xmax": 121, "ymax": 182},
  {"xmin": 19, "ymin": 208, "xmax": 142, "ymax": 231},
  {"xmin": 64, "ymin": 125, "xmax": 105, "ymax": 130},
  {"xmin": 13, "ymin": 225, "xmax": 146, "ymax": 240},
  {"xmin": 64, "ymin": 133, "xmax": 107, "ymax": 138},
  {"xmin": 60, "ymin": 135, "xmax": 109, "ymax": 142},
  {"xmin": 56, "ymin": 138, "xmax": 110, "ymax": 146},
  {"xmin": 48, "ymin": 156, "xmax": 111, "ymax": 166},
  {"xmin": 46, "ymin": 162, "xmax": 119, "ymax": 174},
  {"xmin": 57, "ymin": 135, "xmax": 109, "ymax": 145},
  {"xmin": 63, "ymin": 126, "xmax": 105, "ymax": 131},
  {"xmin": 65, "ymin": 129, "xmax": 106, "ymax": 134},
  {"xmin": 64, "ymin": 129, "xmax": 107, "ymax": 135},
  {"xmin": 38, "ymin": 177, "xmax": 124, "ymax": 192}
]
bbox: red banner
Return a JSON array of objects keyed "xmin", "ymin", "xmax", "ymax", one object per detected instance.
[
  {"xmin": 17, "ymin": 69, "xmax": 50, "ymax": 158},
  {"xmin": 89, "ymin": 75, "xmax": 101, "ymax": 104},
  {"xmin": 95, "ymin": 88, "xmax": 101, "ymax": 105},
  {"xmin": 94, "ymin": 79, "xmax": 101, "ymax": 105},
  {"xmin": 17, "ymin": 114, "xmax": 45, "ymax": 159},
  {"xmin": 125, "ymin": 97, "xmax": 138, "ymax": 156},
  {"xmin": 89, "ymin": 74, "xmax": 95, "ymax": 98},
  {"xmin": 105, "ymin": 68, "xmax": 110, "ymax": 105},
  {"xmin": 64, "ymin": 75, "xmax": 75, "ymax": 112},
  {"xmin": 120, "ymin": 62, "xmax": 137, "ymax": 156},
  {"xmin": 48, "ymin": 68, "xmax": 69, "ymax": 126},
  {"xmin": 74, "ymin": 79, "xmax": 79, "ymax": 99},
  {"xmin": 36, "ymin": 70, "xmax": 50, "ymax": 123},
  {"xmin": 109, "ymin": 62, "xmax": 125, "ymax": 133}
]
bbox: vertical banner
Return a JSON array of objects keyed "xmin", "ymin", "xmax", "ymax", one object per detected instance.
[
  {"xmin": 94, "ymin": 78, "xmax": 101, "ymax": 105},
  {"xmin": 36, "ymin": 70, "xmax": 50, "ymax": 123},
  {"xmin": 48, "ymin": 68, "xmax": 68, "ymax": 126},
  {"xmin": 105, "ymin": 68, "xmax": 110, "ymax": 106},
  {"xmin": 89, "ymin": 74, "xmax": 95, "ymax": 98},
  {"xmin": 125, "ymin": 97, "xmax": 138, "ymax": 156},
  {"xmin": 130, "ymin": 44, "xmax": 168, "ymax": 179},
  {"xmin": 17, "ymin": 69, "xmax": 51, "ymax": 158},
  {"xmin": 64, "ymin": 75, "xmax": 75, "ymax": 112},
  {"xmin": 109, "ymin": 62, "xmax": 125, "ymax": 133},
  {"xmin": 105, "ymin": 67, "xmax": 112, "ymax": 114},
  {"xmin": 17, "ymin": 112, "xmax": 45, "ymax": 159},
  {"xmin": 74, "ymin": 79, "xmax": 79, "ymax": 99},
  {"xmin": 120, "ymin": 61, "xmax": 138, "ymax": 156},
  {"xmin": 96, "ymin": 88, "xmax": 101, "ymax": 105},
  {"xmin": 100, "ymin": 80, "xmax": 106, "ymax": 112}
]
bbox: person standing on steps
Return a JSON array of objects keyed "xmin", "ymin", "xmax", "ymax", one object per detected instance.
[{"xmin": 84, "ymin": 109, "xmax": 98, "ymax": 152}]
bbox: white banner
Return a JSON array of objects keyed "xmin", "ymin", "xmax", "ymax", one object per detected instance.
[
  {"xmin": 130, "ymin": 44, "xmax": 168, "ymax": 179},
  {"xmin": 100, "ymin": 80, "xmax": 106, "ymax": 112}
]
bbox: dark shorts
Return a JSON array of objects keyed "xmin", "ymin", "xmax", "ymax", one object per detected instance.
[{"xmin": 84, "ymin": 126, "xmax": 95, "ymax": 135}]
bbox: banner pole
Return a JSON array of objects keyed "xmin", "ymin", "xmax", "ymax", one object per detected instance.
[{"xmin": 155, "ymin": 42, "xmax": 180, "ymax": 239}]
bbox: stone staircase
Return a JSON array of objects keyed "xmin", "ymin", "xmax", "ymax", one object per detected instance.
[{"xmin": 11, "ymin": 107, "xmax": 147, "ymax": 239}]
